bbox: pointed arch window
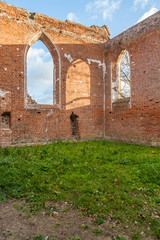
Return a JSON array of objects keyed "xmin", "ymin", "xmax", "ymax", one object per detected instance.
[
  {"xmin": 25, "ymin": 33, "xmax": 60, "ymax": 109},
  {"xmin": 27, "ymin": 40, "xmax": 54, "ymax": 105},
  {"xmin": 117, "ymin": 50, "xmax": 131, "ymax": 99}
]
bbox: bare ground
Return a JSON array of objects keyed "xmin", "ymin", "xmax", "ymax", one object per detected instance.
[{"xmin": 0, "ymin": 200, "xmax": 155, "ymax": 240}]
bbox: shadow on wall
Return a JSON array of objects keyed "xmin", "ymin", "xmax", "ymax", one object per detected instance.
[
  {"xmin": 0, "ymin": 42, "xmax": 105, "ymax": 144},
  {"xmin": 24, "ymin": 31, "xmax": 102, "ymax": 113}
]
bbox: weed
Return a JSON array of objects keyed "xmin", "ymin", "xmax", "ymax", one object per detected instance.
[
  {"xmin": 150, "ymin": 219, "xmax": 160, "ymax": 239},
  {"xmin": 54, "ymin": 222, "xmax": 61, "ymax": 228},
  {"xmin": 68, "ymin": 222, "xmax": 73, "ymax": 225},
  {"xmin": 115, "ymin": 236, "xmax": 127, "ymax": 240},
  {"xmin": 94, "ymin": 217, "xmax": 104, "ymax": 225},
  {"xmin": 92, "ymin": 227, "xmax": 103, "ymax": 236},
  {"xmin": 80, "ymin": 224, "xmax": 89, "ymax": 230},
  {"xmin": 132, "ymin": 231, "xmax": 141, "ymax": 240},
  {"xmin": 33, "ymin": 236, "xmax": 44, "ymax": 240},
  {"xmin": 7, "ymin": 230, "xmax": 13, "ymax": 236},
  {"xmin": 27, "ymin": 214, "xmax": 32, "ymax": 219}
]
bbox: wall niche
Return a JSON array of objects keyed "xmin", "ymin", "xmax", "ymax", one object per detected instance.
[{"xmin": 1, "ymin": 112, "xmax": 11, "ymax": 129}]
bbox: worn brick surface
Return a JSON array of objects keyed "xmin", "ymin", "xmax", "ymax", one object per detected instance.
[
  {"xmin": 104, "ymin": 12, "xmax": 160, "ymax": 146},
  {"xmin": 0, "ymin": 1, "xmax": 109, "ymax": 146},
  {"xmin": 0, "ymin": 1, "xmax": 159, "ymax": 147}
]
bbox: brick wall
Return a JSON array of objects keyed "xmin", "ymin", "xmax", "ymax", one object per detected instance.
[
  {"xmin": 0, "ymin": 1, "xmax": 110, "ymax": 146},
  {"xmin": 0, "ymin": 1, "xmax": 159, "ymax": 147},
  {"xmin": 104, "ymin": 12, "xmax": 160, "ymax": 147}
]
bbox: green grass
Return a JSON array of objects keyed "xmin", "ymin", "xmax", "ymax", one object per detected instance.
[
  {"xmin": 0, "ymin": 141, "xmax": 160, "ymax": 238},
  {"xmin": 115, "ymin": 236, "xmax": 127, "ymax": 240},
  {"xmin": 92, "ymin": 227, "xmax": 103, "ymax": 236}
]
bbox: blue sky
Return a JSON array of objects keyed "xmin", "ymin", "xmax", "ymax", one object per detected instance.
[{"xmin": 4, "ymin": 0, "xmax": 160, "ymax": 37}]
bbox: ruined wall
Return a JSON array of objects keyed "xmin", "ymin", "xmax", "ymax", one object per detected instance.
[
  {"xmin": 0, "ymin": 1, "xmax": 110, "ymax": 146},
  {"xmin": 104, "ymin": 12, "xmax": 160, "ymax": 146},
  {"xmin": 0, "ymin": 1, "xmax": 160, "ymax": 147}
]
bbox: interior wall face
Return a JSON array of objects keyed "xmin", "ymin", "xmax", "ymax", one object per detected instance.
[
  {"xmin": 104, "ymin": 12, "xmax": 160, "ymax": 147},
  {"xmin": 0, "ymin": 1, "xmax": 109, "ymax": 146},
  {"xmin": 0, "ymin": 1, "xmax": 159, "ymax": 147}
]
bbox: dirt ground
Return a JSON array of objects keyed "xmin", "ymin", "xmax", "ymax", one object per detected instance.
[{"xmin": 0, "ymin": 200, "xmax": 154, "ymax": 240}]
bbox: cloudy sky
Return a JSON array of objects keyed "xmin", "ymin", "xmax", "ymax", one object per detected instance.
[{"xmin": 3, "ymin": 0, "xmax": 159, "ymax": 104}]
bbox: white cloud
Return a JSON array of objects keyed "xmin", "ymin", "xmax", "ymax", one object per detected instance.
[
  {"xmin": 66, "ymin": 12, "xmax": 79, "ymax": 22},
  {"xmin": 27, "ymin": 47, "xmax": 54, "ymax": 105},
  {"xmin": 86, "ymin": 0, "xmax": 121, "ymax": 20},
  {"xmin": 134, "ymin": 0, "xmax": 148, "ymax": 9},
  {"xmin": 137, "ymin": 7, "xmax": 158, "ymax": 23}
]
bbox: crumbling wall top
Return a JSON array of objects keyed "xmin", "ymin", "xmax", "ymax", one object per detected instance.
[
  {"xmin": 0, "ymin": 0, "xmax": 110, "ymax": 43},
  {"xmin": 104, "ymin": 10, "xmax": 160, "ymax": 50}
]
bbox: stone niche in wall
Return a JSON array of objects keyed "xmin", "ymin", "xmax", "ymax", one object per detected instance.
[
  {"xmin": 1, "ymin": 112, "xmax": 11, "ymax": 129},
  {"xmin": 0, "ymin": 89, "xmax": 12, "ymax": 147}
]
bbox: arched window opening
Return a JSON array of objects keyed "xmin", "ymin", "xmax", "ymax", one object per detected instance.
[
  {"xmin": 118, "ymin": 50, "xmax": 131, "ymax": 99},
  {"xmin": 27, "ymin": 40, "xmax": 54, "ymax": 105}
]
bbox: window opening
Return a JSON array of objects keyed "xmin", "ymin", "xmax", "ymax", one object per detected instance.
[
  {"xmin": 27, "ymin": 40, "xmax": 54, "ymax": 105},
  {"xmin": 119, "ymin": 50, "xmax": 131, "ymax": 99}
]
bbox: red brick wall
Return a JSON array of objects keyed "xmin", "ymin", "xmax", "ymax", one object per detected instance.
[
  {"xmin": 0, "ymin": 1, "xmax": 160, "ymax": 147},
  {"xmin": 104, "ymin": 12, "xmax": 160, "ymax": 147},
  {"xmin": 0, "ymin": 1, "xmax": 109, "ymax": 146}
]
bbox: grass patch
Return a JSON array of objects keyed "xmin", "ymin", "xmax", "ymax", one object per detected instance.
[
  {"xmin": 0, "ymin": 141, "xmax": 160, "ymax": 238},
  {"xmin": 94, "ymin": 217, "xmax": 104, "ymax": 225},
  {"xmin": 115, "ymin": 236, "xmax": 127, "ymax": 240},
  {"xmin": 92, "ymin": 227, "xmax": 103, "ymax": 236},
  {"xmin": 80, "ymin": 224, "xmax": 89, "ymax": 230}
]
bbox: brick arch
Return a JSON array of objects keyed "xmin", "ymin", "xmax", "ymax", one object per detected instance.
[
  {"xmin": 117, "ymin": 49, "xmax": 127, "ymax": 63},
  {"xmin": 24, "ymin": 32, "xmax": 61, "ymax": 108}
]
